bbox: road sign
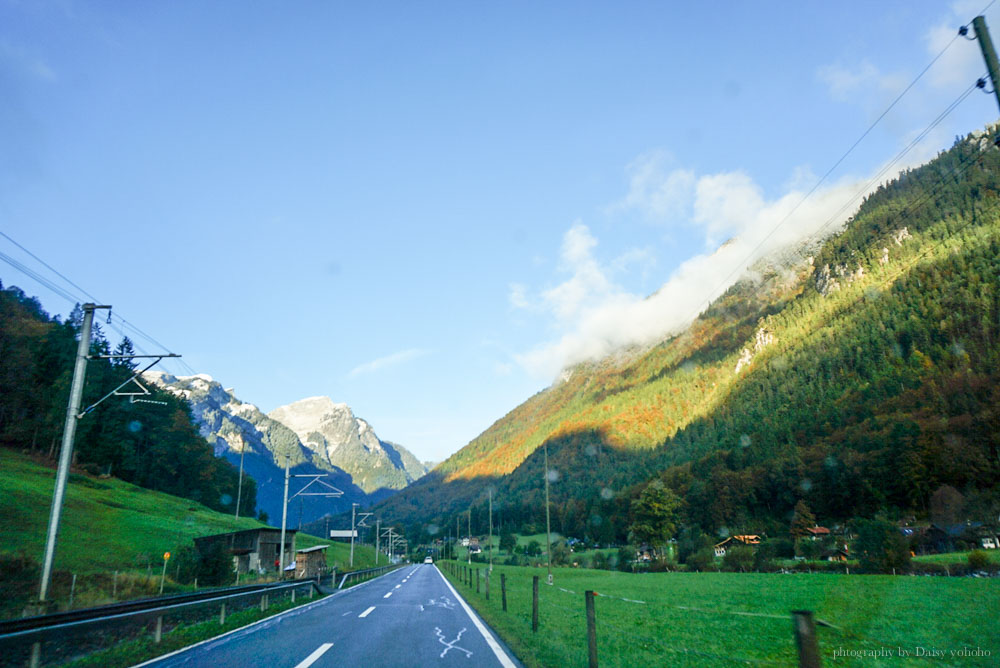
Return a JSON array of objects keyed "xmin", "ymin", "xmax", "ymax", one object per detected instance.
[{"xmin": 163, "ymin": 552, "xmax": 171, "ymax": 561}]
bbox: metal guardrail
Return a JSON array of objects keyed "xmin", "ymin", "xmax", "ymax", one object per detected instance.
[
  {"xmin": 0, "ymin": 579, "xmax": 319, "ymax": 667},
  {"xmin": 338, "ymin": 563, "xmax": 403, "ymax": 589},
  {"xmin": 0, "ymin": 579, "xmax": 311, "ymax": 636}
]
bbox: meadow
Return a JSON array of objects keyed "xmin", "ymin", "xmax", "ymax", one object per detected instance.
[
  {"xmin": 0, "ymin": 449, "xmax": 375, "ymax": 617},
  {"xmin": 441, "ymin": 560, "xmax": 999, "ymax": 667}
]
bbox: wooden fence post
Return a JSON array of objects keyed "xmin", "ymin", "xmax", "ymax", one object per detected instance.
[
  {"xmin": 585, "ymin": 591, "xmax": 598, "ymax": 668},
  {"xmin": 792, "ymin": 610, "xmax": 821, "ymax": 668},
  {"xmin": 532, "ymin": 575, "xmax": 539, "ymax": 632},
  {"xmin": 476, "ymin": 568, "xmax": 480, "ymax": 593},
  {"xmin": 501, "ymin": 574, "xmax": 507, "ymax": 612},
  {"xmin": 485, "ymin": 571, "xmax": 490, "ymax": 600}
]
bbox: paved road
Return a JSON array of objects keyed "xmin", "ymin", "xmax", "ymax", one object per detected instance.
[{"xmin": 138, "ymin": 564, "xmax": 523, "ymax": 668}]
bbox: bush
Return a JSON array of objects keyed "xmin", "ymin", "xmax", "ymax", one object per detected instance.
[
  {"xmin": 968, "ymin": 550, "xmax": 991, "ymax": 570},
  {"xmin": 592, "ymin": 551, "xmax": 608, "ymax": 570},
  {"xmin": 685, "ymin": 547, "xmax": 715, "ymax": 572},
  {"xmin": 854, "ymin": 519, "xmax": 911, "ymax": 574},
  {"xmin": 771, "ymin": 538, "xmax": 796, "ymax": 559},
  {"xmin": 753, "ymin": 542, "xmax": 778, "ymax": 572},
  {"xmin": 797, "ymin": 539, "xmax": 823, "ymax": 560},
  {"xmin": 722, "ymin": 546, "xmax": 754, "ymax": 572},
  {"xmin": 616, "ymin": 546, "xmax": 633, "ymax": 572}
]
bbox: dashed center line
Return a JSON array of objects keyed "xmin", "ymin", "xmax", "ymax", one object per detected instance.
[
  {"xmin": 293, "ymin": 643, "xmax": 333, "ymax": 668},
  {"xmin": 384, "ymin": 591, "xmax": 393, "ymax": 598},
  {"xmin": 395, "ymin": 584, "xmax": 401, "ymax": 589},
  {"xmin": 359, "ymin": 606, "xmax": 376, "ymax": 618}
]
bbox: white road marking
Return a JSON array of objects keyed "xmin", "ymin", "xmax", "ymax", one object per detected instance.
[
  {"xmin": 435, "ymin": 567, "xmax": 518, "ymax": 668},
  {"xmin": 434, "ymin": 627, "xmax": 472, "ymax": 658},
  {"xmin": 383, "ymin": 591, "xmax": 393, "ymax": 598},
  {"xmin": 341, "ymin": 611, "xmax": 353, "ymax": 617},
  {"xmin": 293, "ymin": 643, "xmax": 333, "ymax": 668},
  {"xmin": 359, "ymin": 606, "xmax": 376, "ymax": 618},
  {"xmin": 395, "ymin": 584, "xmax": 401, "ymax": 589}
]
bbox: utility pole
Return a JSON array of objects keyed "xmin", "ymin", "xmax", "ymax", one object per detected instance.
[
  {"xmin": 456, "ymin": 516, "xmax": 460, "ymax": 561},
  {"xmin": 279, "ymin": 463, "xmax": 290, "ymax": 575},
  {"xmin": 488, "ymin": 489, "xmax": 494, "ymax": 572},
  {"xmin": 974, "ymin": 16, "xmax": 1000, "ymax": 114},
  {"xmin": 375, "ymin": 518, "xmax": 381, "ymax": 565},
  {"xmin": 234, "ymin": 444, "xmax": 246, "ymax": 520},
  {"xmin": 39, "ymin": 304, "xmax": 108, "ymax": 603},
  {"xmin": 544, "ymin": 442, "xmax": 553, "ymax": 585},
  {"xmin": 467, "ymin": 510, "xmax": 472, "ymax": 565},
  {"xmin": 350, "ymin": 503, "xmax": 358, "ymax": 567}
]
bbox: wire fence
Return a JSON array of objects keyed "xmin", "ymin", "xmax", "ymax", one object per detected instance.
[{"xmin": 439, "ymin": 561, "xmax": 989, "ymax": 668}]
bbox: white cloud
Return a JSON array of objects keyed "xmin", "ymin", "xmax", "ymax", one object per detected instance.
[
  {"xmin": 512, "ymin": 163, "xmax": 883, "ymax": 379},
  {"xmin": 611, "ymin": 151, "xmax": 695, "ymax": 223},
  {"xmin": 348, "ymin": 348, "xmax": 430, "ymax": 377}
]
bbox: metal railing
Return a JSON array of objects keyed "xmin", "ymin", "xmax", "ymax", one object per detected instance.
[
  {"xmin": 1, "ymin": 579, "xmax": 319, "ymax": 668},
  {"xmin": 338, "ymin": 563, "xmax": 403, "ymax": 589}
]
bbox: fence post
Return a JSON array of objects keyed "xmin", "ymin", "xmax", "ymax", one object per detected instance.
[
  {"xmin": 154, "ymin": 615, "xmax": 163, "ymax": 643},
  {"xmin": 501, "ymin": 574, "xmax": 507, "ymax": 612},
  {"xmin": 476, "ymin": 568, "xmax": 480, "ymax": 593},
  {"xmin": 291, "ymin": 587, "xmax": 296, "ymax": 603},
  {"xmin": 29, "ymin": 642, "xmax": 40, "ymax": 668},
  {"xmin": 486, "ymin": 571, "xmax": 490, "ymax": 600},
  {"xmin": 219, "ymin": 603, "xmax": 226, "ymax": 625},
  {"xmin": 585, "ymin": 591, "xmax": 598, "ymax": 668},
  {"xmin": 112, "ymin": 570, "xmax": 118, "ymax": 600},
  {"xmin": 791, "ymin": 610, "xmax": 821, "ymax": 668},
  {"xmin": 532, "ymin": 575, "xmax": 539, "ymax": 632},
  {"xmin": 69, "ymin": 573, "xmax": 77, "ymax": 608}
]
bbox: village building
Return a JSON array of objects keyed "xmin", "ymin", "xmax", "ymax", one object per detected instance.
[
  {"xmin": 194, "ymin": 527, "xmax": 297, "ymax": 574},
  {"xmin": 713, "ymin": 535, "xmax": 761, "ymax": 557}
]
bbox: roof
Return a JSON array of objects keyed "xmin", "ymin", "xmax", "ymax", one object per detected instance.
[
  {"xmin": 297, "ymin": 545, "xmax": 330, "ymax": 554},
  {"xmin": 805, "ymin": 526, "xmax": 830, "ymax": 535}
]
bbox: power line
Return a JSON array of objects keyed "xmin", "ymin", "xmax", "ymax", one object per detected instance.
[{"xmin": 681, "ymin": 5, "xmax": 993, "ymax": 330}]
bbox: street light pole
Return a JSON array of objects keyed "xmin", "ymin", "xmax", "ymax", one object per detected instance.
[
  {"xmin": 489, "ymin": 489, "xmax": 494, "ymax": 572},
  {"xmin": 375, "ymin": 518, "xmax": 381, "ymax": 565},
  {"xmin": 467, "ymin": 510, "xmax": 472, "ymax": 565}
]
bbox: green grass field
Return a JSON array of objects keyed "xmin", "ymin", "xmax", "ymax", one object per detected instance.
[
  {"xmin": 441, "ymin": 561, "xmax": 999, "ymax": 667},
  {"xmin": 0, "ymin": 449, "xmax": 376, "ymax": 616}
]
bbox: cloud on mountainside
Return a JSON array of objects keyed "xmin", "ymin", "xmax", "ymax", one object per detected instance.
[
  {"xmin": 349, "ymin": 348, "xmax": 430, "ymax": 377},
  {"xmin": 511, "ymin": 159, "xmax": 871, "ymax": 378},
  {"xmin": 509, "ymin": 4, "xmax": 993, "ymax": 381}
]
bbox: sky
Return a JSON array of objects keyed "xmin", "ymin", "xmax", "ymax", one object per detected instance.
[{"xmin": 2, "ymin": 1, "xmax": 999, "ymax": 464}]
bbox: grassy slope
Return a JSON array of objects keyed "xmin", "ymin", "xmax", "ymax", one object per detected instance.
[
  {"xmin": 442, "ymin": 562, "xmax": 999, "ymax": 667},
  {"xmin": 0, "ymin": 449, "xmax": 377, "ymax": 611}
]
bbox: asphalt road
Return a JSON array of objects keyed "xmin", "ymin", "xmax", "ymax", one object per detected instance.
[{"xmin": 138, "ymin": 564, "xmax": 523, "ymax": 668}]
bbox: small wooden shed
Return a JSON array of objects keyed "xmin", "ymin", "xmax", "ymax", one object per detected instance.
[{"xmin": 294, "ymin": 545, "xmax": 330, "ymax": 578}]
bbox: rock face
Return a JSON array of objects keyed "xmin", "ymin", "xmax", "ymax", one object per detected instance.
[
  {"xmin": 142, "ymin": 372, "xmax": 423, "ymax": 525},
  {"xmin": 268, "ymin": 397, "xmax": 427, "ymax": 494}
]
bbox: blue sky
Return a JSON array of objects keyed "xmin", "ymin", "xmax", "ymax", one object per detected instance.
[{"xmin": 2, "ymin": 1, "xmax": 998, "ymax": 463}]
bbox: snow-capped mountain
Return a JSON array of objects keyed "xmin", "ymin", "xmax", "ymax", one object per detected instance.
[
  {"xmin": 268, "ymin": 396, "xmax": 427, "ymax": 494},
  {"xmin": 143, "ymin": 372, "xmax": 423, "ymax": 525}
]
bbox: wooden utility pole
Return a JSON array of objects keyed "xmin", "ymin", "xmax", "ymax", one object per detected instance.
[
  {"xmin": 973, "ymin": 16, "xmax": 1000, "ymax": 113},
  {"xmin": 544, "ymin": 443, "xmax": 553, "ymax": 584}
]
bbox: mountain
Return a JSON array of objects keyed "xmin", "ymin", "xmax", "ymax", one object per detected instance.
[
  {"xmin": 377, "ymin": 127, "xmax": 1000, "ymax": 542},
  {"xmin": 143, "ymin": 372, "xmax": 369, "ymax": 525},
  {"xmin": 268, "ymin": 397, "xmax": 427, "ymax": 494}
]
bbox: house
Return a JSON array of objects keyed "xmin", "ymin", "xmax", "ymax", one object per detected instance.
[
  {"xmin": 468, "ymin": 537, "xmax": 482, "ymax": 554},
  {"xmin": 713, "ymin": 535, "xmax": 761, "ymax": 557},
  {"xmin": 804, "ymin": 526, "xmax": 830, "ymax": 540},
  {"xmin": 822, "ymin": 548, "xmax": 849, "ymax": 562},
  {"xmin": 294, "ymin": 545, "xmax": 330, "ymax": 579},
  {"xmin": 194, "ymin": 527, "xmax": 297, "ymax": 574}
]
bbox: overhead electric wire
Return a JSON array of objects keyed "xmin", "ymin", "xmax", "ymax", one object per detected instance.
[
  {"xmin": 0, "ymin": 229, "xmax": 194, "ymax": 374},
  {"xmin": 681, "ymin": 4, "xmax": 993, "ymax": 327}
]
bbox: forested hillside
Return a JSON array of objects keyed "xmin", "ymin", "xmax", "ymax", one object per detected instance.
[
  {"xmin": 382, "ymin": 127, "xmax": 1000, "ymax": 543},
  {"xmin": 0, "ymin": 292, "xmax": 254, "ymax": 515}
]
